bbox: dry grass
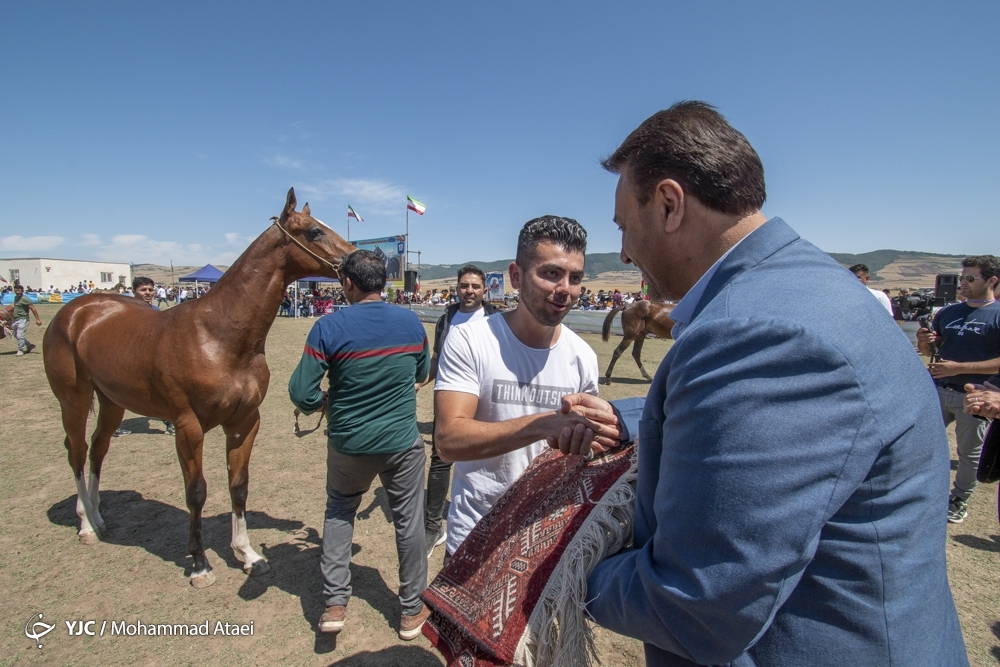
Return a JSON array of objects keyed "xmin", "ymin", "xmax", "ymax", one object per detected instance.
[{"xmin": 1, "ymin": 304, "xmax": 995, "ymax": 665}]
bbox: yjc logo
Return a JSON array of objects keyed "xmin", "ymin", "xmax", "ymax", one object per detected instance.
[{"xmin": 25, "ymin": 613, "xmax": 55, "ymax": 649}]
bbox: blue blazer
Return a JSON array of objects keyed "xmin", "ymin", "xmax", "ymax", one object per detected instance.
[{"xmin": 590, "ymin": 218, "xmax": 967, "ymax": 666}]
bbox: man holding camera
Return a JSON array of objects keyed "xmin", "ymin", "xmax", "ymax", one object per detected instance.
[{"xmin": 918, "ymin": 255, "xmax": 1000, "ymax": 523}]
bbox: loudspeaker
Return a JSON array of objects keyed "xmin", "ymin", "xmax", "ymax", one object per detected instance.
[
  {"xmin": 404, "ymin": 270, "xmax": 418, "ymax": 293},
  {"xmin": 935, "ymin": 274, "xmax": 958, "ymax": 303}
]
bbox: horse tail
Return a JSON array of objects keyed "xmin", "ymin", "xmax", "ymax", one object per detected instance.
[{"xmin": 602, "ymin": 305, "xmax": 624, "ymax": 342}]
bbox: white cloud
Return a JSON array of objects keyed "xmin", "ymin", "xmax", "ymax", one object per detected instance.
[
  {"xmin": 0, "ymin": 235, "xmax": 67, "ymax": 252},
  {"xmin": 79, "ymin": 233, "xmax": 102, "ymax": 246},
  {"xmin": 262, "ymin": 154, "xmax": 320, "ymax": 171},
  {"xmin": 224, "ymin": 232, "xmax": 254, "ymax": 246},
  {"xmin": 297, "ymin": 178, "xmax": 411, "ymax": 215}
]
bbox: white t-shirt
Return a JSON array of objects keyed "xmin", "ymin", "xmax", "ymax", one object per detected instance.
[
  {"xmin": 449, "ymin": 306, "xmax": 487, "ymax": 329},
  {"xmin": 868, "ymin": 287, "xmax": 894, "ymax": 316},
  {"xmin": 435, "ymin": 314, "xmax": 600, "ymax": 554}
]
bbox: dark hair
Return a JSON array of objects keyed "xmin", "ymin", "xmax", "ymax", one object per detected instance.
[
  {"xmin": 962, "ymin": 255, "xmax": 1000, "ymax": 283},
  {"xmin": 132, "ymin": 276, "xmax": 154, "ymax": 291},
  {"xmin": 515, "ymin": 216, "xmax": 587, "ymax": 267},
  {"xmin": 456, "ymin": 264, "xmax": 486, "ymax": 285},
  {"xmin": 849, "ymin": 264, "xmax": 869, "ymax": 276},
  {"xmin": 342, "ymin": 249, "xmax": 386, "ymax": 292},
  {"xmin": 602, "ymin": 100, "xmax": 766, "ymax": 215}
]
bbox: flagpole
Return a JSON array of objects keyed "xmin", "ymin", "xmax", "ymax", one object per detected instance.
[
  {"xmin": 347, "ymin": 208, "xmax": 350, "ymax": 244},
  {"xmin": 405, "ymin": 206, "xmax": 409, "ymax": 277}
]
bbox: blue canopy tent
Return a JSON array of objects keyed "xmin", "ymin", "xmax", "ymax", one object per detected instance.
[{"xmin": 178, "ymin": 264, "xmax": 224, "ymax": 297}]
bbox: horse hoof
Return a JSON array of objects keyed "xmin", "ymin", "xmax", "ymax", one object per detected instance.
[
  {"xmin": 79, "ymin": 531, "xmax": 100, "ymax": 545},
  {"xmin": 245, "ymin": 560, "xmax": 270, "ymax": 577},
  {"xmin": 190, "ymin": 571, "xmax": 216, "ymax": 589}
]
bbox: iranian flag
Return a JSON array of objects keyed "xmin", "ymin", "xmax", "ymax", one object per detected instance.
[
  {"xmin": 407, "ymin": 196, "xmax": 426, "ymax": 215},
  {"xmin": 347, "ymin": 205, "xmax": 364, "ymax": 222}
]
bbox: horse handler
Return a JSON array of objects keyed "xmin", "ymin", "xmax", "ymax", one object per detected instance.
[
  {"xmin": 12, "ymin": 282, "xmax": 43, "ymax": 356},
  {"xmin": 289, "ymin": 249, "xmax": 432, "ymax": 640}
]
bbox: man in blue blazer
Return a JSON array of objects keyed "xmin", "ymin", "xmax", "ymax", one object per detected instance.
[{"xmin": 575, "ymin": 102, "xmax": 967, "ymax": 666}]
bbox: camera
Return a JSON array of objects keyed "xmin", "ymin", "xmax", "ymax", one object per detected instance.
[{"xmin": 891, "ymin": 289, "xmax": 943, "ymax": 321}]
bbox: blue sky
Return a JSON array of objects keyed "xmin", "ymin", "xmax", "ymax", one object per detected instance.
[{"xmin": 1, "ymin": 2, "xmax": 997, "ymax": 267}]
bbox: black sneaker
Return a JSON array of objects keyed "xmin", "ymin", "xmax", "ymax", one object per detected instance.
[
  {"xmin": 947, "ymin": 496, "xmax": 968, "ymax": 524},
  {"xmin": 426, "ymin": 525, "xmax": 446, "ymax": 560}
]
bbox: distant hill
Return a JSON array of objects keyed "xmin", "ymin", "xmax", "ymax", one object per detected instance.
[
  {"xmin": 827, "ymin": 250, "xmax": 964, "ymax": 276},
  {"xmin": 130, "ymin": 250, "xmax": 965, "ymax": 292},
  {"xmin": 131, "ymin": 263, "xmax": 230, "ymax": 285},
  {"xmin": 417, "ymin": 252, "xmax": 634, "ymax": 281}
]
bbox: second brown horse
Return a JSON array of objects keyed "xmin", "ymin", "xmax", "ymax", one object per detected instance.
[
  {"xmin": 600, "ymin": 300, "xmax": 676, "ymax": 385},
  {"xmin": 43, "ymin": 188, "xmax": 354, "ymax": 588}
]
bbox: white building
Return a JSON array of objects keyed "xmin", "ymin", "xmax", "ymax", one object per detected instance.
[{"xmin": 0, "ymin": 257, "xmax": 132, "ymax": 292}]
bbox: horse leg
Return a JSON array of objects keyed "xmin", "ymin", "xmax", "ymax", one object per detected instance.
[
  {"xmin": 605, "ymin": 338, "xmax": 632, "ymax": 385},
  {"xmin": 174, "ymin": 418, "xmax": 214, "ymax": 588},
  {"xmin": 632, "ymin": 336, "xmax": 653, "ymax": 381},
  {"xmin": 53, "ymin": 384, "xmax": 105, "ymax": 543},
  {"xmin": 224, "ymin": 410, "xmax": 269, "ymax": 576},
  {"xmin": 87, "ymin": 391, "xmax": 126, "ymax": 536}
]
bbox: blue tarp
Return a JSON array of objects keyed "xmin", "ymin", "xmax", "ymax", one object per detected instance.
[
  {"xmin": 178, "ymin": 265, "xmax": 225, "ymax": 283},
  {"xmin": 297, "ymin": 276, "xmax": 340, "ymax": 284},
  {"xmin": 1, "ymin": 292, "xmax": 84, "ymax": 304}
]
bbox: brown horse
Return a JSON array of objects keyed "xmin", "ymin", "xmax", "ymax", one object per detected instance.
[
  {"xmin": 600, "ymin": 300, "xmax": 676, "ymax": 385},
  {"xmin": 43, "ymin": 188, "xmax": 354, "ymax": 588}
]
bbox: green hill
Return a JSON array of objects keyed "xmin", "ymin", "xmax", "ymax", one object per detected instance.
[
  {"xmin": 417, "ymin": 252, "xmax": 637, "ymax": 280},
  {"xmin": 418, "ymin": 250, "xmax": 964, "ymax": 282},
  {"xmin": 827, "ymin": 250, "xmax": 963, "ymax": 275}
]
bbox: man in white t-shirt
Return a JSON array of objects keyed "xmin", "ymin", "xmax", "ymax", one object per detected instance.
[
  {"xmin": 849, "ymin": 264, "xmax": 894, "ymax": 316},
  {"xmin": 434, "ymin": 216, "xmax": 621, "ymax": 558}
]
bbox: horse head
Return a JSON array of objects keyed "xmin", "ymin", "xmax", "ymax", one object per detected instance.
[{"xmin": 274, "ymin": 187, "xmax": 356, "ymax": 280}]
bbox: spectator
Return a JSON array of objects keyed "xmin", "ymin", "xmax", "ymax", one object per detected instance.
[
  {"xmin": 417, "ymin": 264, "xmax": 498, "ymax": 559},
  {"xmin": 917, "ymin": 255, "xmax": 1000, "ymax": 523},
  {"xmin": 848, "ymin": 264, "xmax": 894, "ymax": 316},
  {"xmin": 288, "ymin": 250, "xmax": 431, "ymax": 640},
  {"xmin": 11, "ymin": 282, "xmax": 42, "ymax": 356}
]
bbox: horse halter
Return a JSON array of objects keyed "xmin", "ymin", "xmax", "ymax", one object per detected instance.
[{"xmin": 270, "ymin": 217, "xmax": 342, "ymax": 277}]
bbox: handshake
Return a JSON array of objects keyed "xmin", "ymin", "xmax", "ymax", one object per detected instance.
[
  {"xmin": 545, "ymin": 394, "xmax": 624, "ymax": 459},
  {"xmin": 964, "ymin": 381, "xmax": 1000, "ymax": 420}
]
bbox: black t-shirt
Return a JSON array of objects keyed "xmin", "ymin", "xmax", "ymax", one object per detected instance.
[{"xmin": 933, "ymin": 301, "xmax": 1000, "ymax": 388}]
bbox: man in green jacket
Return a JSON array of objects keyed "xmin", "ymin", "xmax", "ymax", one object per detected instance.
[{"xmin": 289, "ymin": 250, "xmax": 431, "ymax": 641}]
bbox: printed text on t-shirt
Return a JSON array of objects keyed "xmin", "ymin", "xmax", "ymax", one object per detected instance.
[{"xmin": 491, "ymin": 380, "xmax": 576, "ymax": 407}]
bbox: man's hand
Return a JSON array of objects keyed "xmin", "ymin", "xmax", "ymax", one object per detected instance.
[
  {"xmin": 916, "ymin": 327, "xmax": 941, "ymax": 347},
  {"xmin": 35, "ymin": 319, "xmax": 42, "ymax": 326},
  {"xmin": 545, "ymin": 393, "xmax": 621, "ymax": 458},
  {"xmin": 964, "ymin": 382, "xmax": 1000, "ymax": 419},
  {"xmin": 928, "ymin": 360, "xmax": 963, "ymax": 378}
]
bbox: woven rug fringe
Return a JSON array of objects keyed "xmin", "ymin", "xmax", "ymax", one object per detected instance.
[{"xmin": 513, "ymin": 453, "xmax": 638, "ymax": 667}]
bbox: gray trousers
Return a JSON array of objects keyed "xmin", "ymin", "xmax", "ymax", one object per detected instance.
[
  {"xmin": 13, "ymin": 318, "xmax": 29, "ymax": 352},
  {"xmin": 938, "ymin": 386, "xmax": 989, "ymax": 500},
  {"xmin": 322, "ymin": 437, "xmax": 427, "ymax": 614}
]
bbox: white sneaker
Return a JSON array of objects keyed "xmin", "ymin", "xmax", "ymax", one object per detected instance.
[{"xmin": 16, "ymin": 351, "xmax": 24, "ymax": 356}]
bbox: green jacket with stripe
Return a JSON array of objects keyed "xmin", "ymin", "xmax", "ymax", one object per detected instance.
[{"xmin": 288, "ymin": 301, "xmax": 429, "ymax": 456}]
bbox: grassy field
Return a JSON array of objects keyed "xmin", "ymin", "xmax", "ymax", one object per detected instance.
[{"xmin": 1, "ymin": 303, "xmax": 997, "ymax": 666}]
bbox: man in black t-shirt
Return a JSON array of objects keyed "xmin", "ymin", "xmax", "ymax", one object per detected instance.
[
  {"xmin": 416, "ymin": 264, "xmax": 496, "ymax": 559},
  {"xmin": 918, "ymin": 255, "xmax": 1000, "ymax": 523}
]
